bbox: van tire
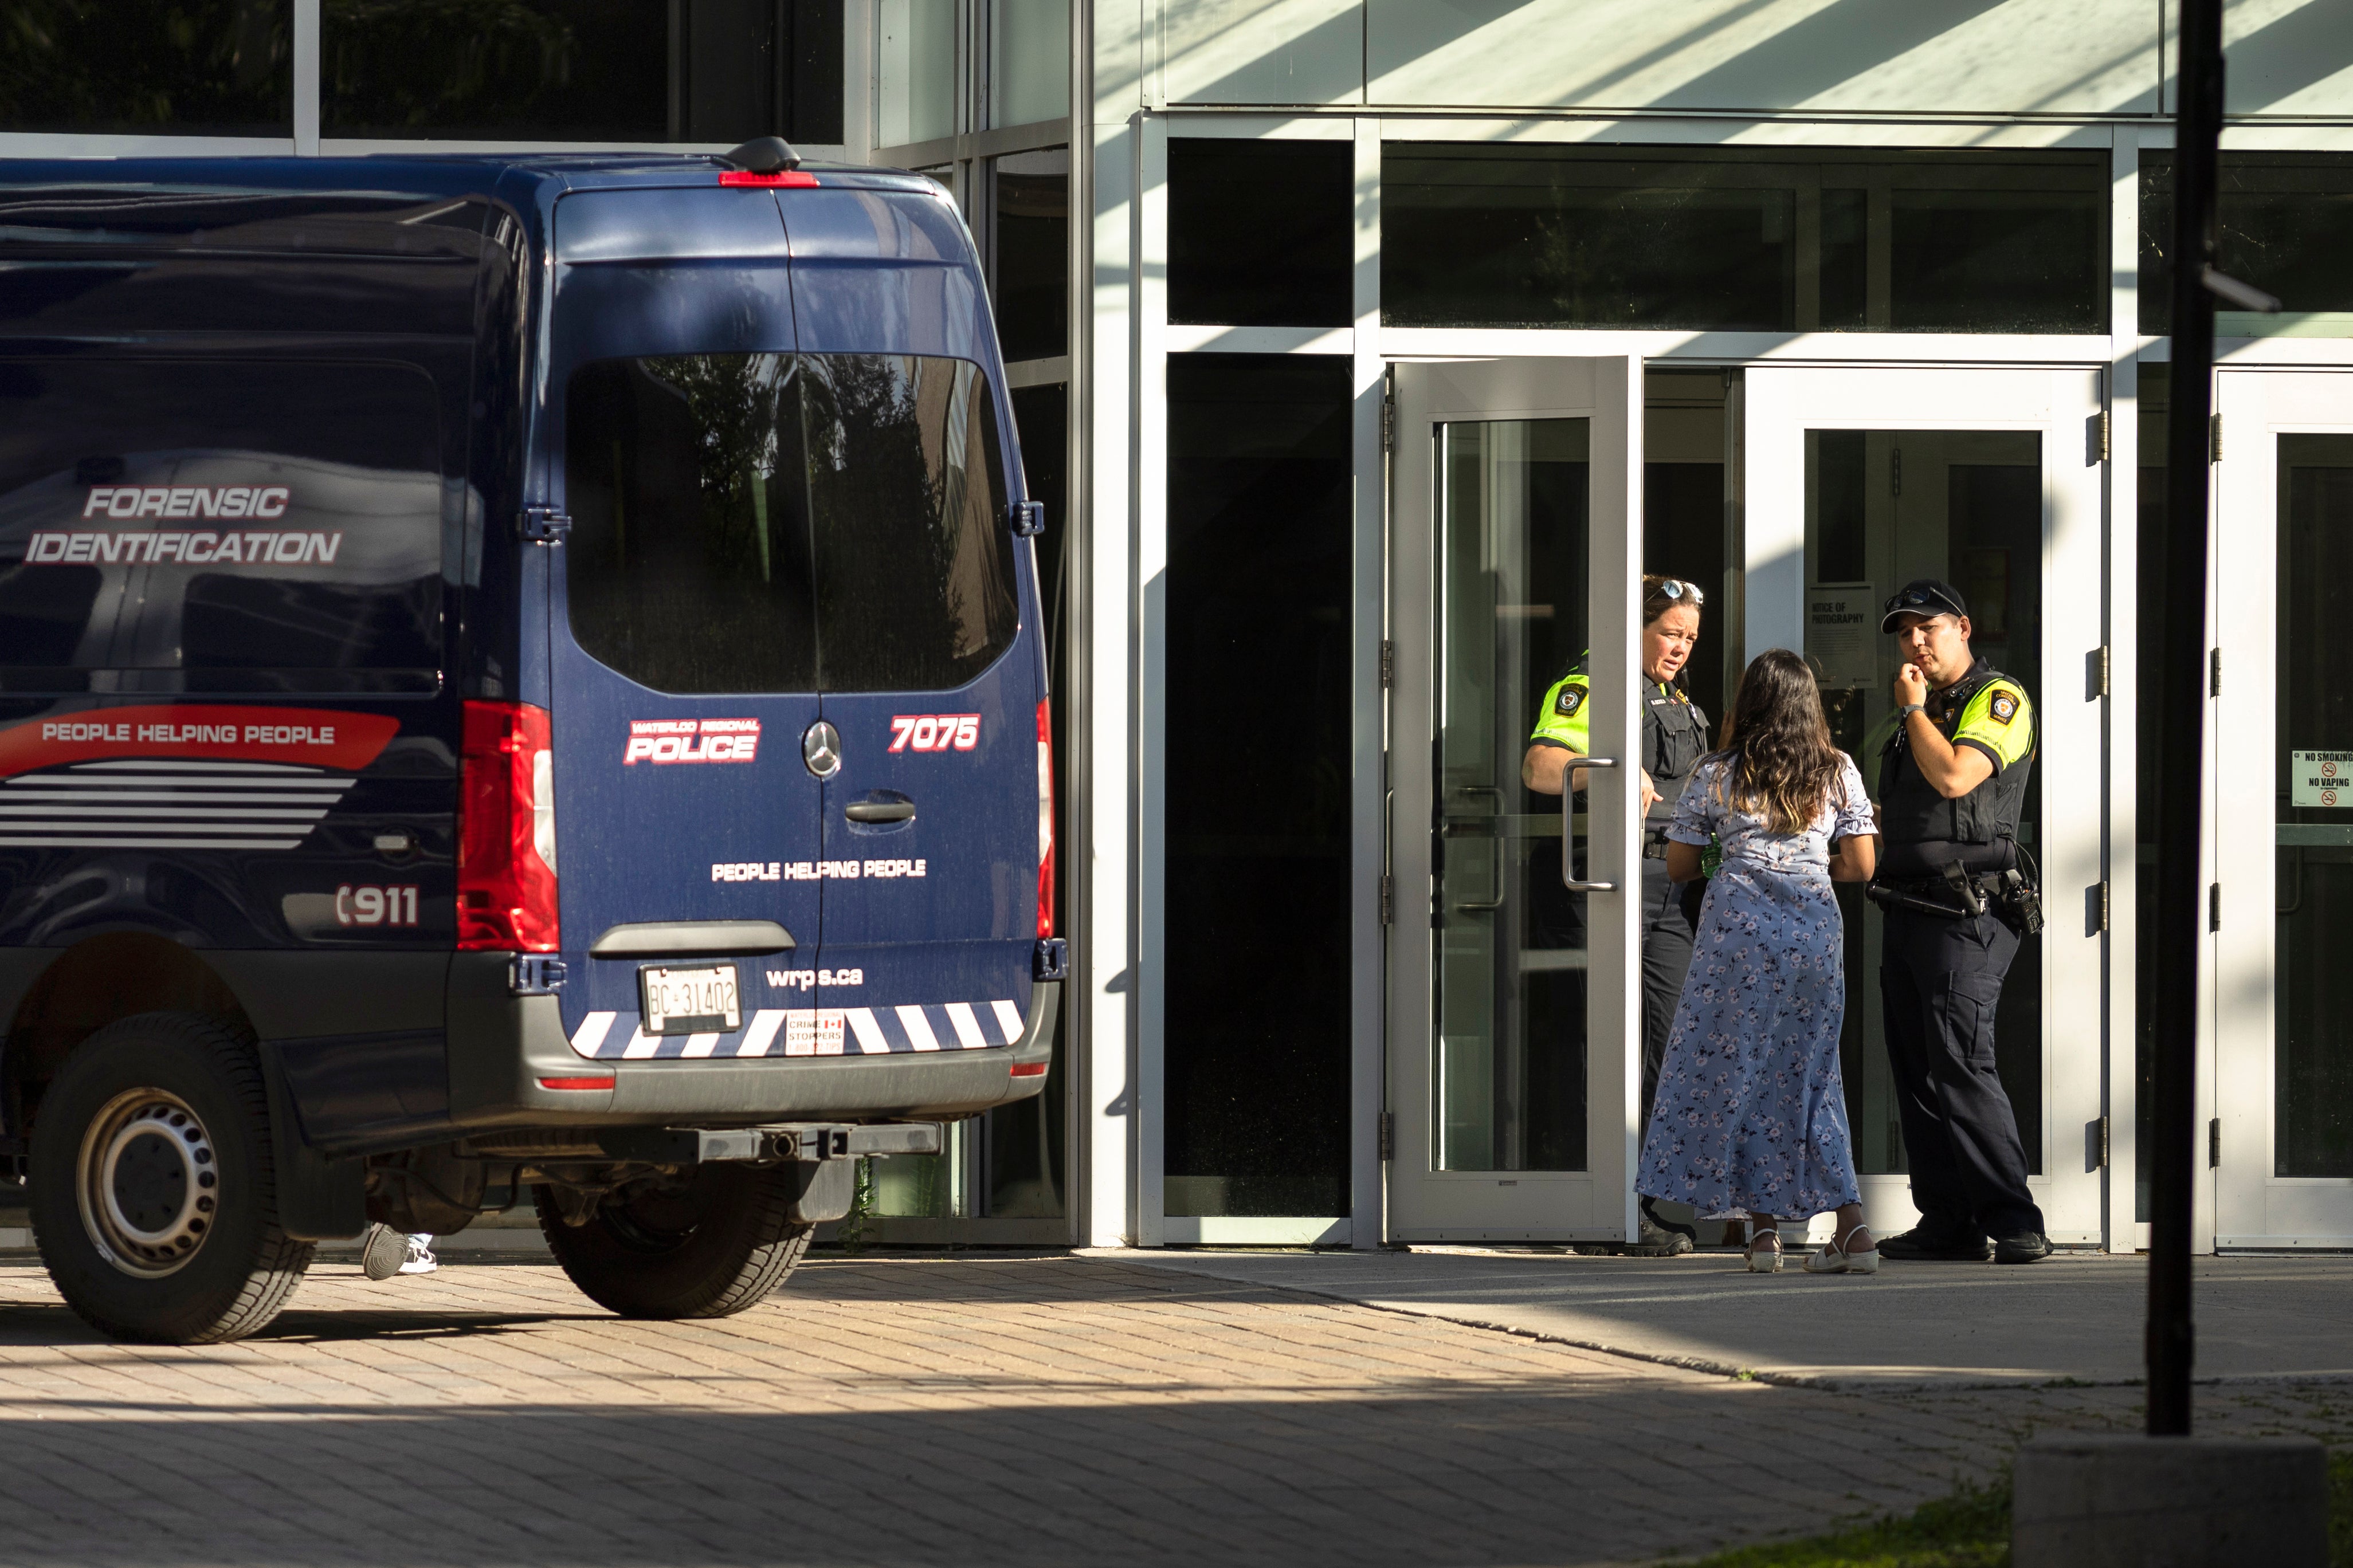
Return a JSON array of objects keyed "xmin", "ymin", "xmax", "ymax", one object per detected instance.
[
  {"xmin": 535, "ymin": 1164, "xmax": 812, "ymax": 1319},
  {"xmin": 29, "ymin": 1013, "xmax": 314, "ymax": 1344}
]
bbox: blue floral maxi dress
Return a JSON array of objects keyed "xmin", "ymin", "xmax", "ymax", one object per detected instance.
[{"xmin": 1637, "ymin": 753, "xmax": 1875, "ymax": 1220}]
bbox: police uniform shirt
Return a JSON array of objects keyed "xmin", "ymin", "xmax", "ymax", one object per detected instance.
[
  {"xmin": 1530, "ymin": 661, "xmax": 1710, "ymax": 821},
  {"xmin": 1870, "ymin": 656, "xmax": 2036, "ymax": 878}
]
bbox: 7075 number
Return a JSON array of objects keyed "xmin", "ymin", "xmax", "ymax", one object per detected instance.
[{"xmin": 888, "ymin": 713, "xmax": 980, "ymax": 753}]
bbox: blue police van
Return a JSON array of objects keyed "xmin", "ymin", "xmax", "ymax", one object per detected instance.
[{"xmin": 0, "ymin": 139, "xmax": 1061, "ymax": 1343}]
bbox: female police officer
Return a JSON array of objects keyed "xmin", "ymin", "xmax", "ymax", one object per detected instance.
[{"xmin": 1521, "ymin": 576, "xmax": 1710, "ymax": 1253}]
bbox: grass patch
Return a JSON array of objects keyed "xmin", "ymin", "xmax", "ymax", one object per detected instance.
[
  {"xmin": 1675, "ymin": 1479, "xmax": 2010, "ymax": 1568},
  {"xmin": 1677, "ymin": 1452, "xmax": 2353, "ymax": 1568}
]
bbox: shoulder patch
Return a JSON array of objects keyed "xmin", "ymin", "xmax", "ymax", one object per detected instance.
[
  {"xmin": 1989, "ymin": 691, "xmax": 2018, "ymax": 725},
  {"xmin": 1556, "ymin": 686, "xmax": 1586, "ymax": 718}
]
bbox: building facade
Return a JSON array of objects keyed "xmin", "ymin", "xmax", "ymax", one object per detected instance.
[{"xmin": 9, "ymin": 1, "xmax": 2353, "ymax": 1254}]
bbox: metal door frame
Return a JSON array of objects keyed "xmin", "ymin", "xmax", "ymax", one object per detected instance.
[
  {"xmin": 1386, "ymin": 355, "xmax": 1643, "ymax": 1242},
  {"xmin": 1746, "ymin": 365, "xmax": 2113, "ymax": 1247},
  {"xmin": 2213, "ymin": 367, "xmax": 2353, "ymax": 1249}
]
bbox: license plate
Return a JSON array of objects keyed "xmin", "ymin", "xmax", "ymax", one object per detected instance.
[{"xmin": 638, "ymin": 964, "xmax": 740, "ymax": 1035}]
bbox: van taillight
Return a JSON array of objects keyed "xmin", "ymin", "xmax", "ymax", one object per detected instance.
[
  {"xmin": 718, "ymin": 170, "xmax": 818, "ymax": 187},
  {"xmin": 1037, "ymin": 698, "xmax": 1055, "ymax": 940},
  {"xmin": 458, "ymin": 701, "xmax": 558, "ymax": 952}
]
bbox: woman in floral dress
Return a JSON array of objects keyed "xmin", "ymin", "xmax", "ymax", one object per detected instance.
[{"xmin": 1638, "ymin": 649, "xmax": 1882, "ymax": 1275}]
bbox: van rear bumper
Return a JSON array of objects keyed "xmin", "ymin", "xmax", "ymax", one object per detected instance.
[{"xmin": 444, "ymin": 953, "xmax": 1057, "ymax": 1131}]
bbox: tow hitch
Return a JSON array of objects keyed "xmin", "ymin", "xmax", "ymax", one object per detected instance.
[{"xmin": 590, "ymin": 1122, "xmax": 942, "ymax": 1222}]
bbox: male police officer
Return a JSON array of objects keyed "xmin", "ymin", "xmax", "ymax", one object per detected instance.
[{"xmin": 1870, "ymin": 579, "xmax": 2053, "ymax": 1265}]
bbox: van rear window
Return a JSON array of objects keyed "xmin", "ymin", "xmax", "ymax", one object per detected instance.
[
  {"xmin": 0, "ymin": 359, "xmax": 445, "ymax": 692},
  {"xmin": 563, "ymin": 352, "xmax": 1016, "ymax": 695}
]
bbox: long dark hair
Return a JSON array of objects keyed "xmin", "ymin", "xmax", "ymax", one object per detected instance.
[{"xmin": 1713, "ymin": 649, "xmax": 1846, "ymax": 835}]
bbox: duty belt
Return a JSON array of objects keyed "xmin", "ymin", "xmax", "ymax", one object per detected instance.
[
  {"xmin": 1868, "ymin": 864, "xmax": 2041, "ymax": 933},
  {"xmin": 1641, "ymin": 826, "xmax": 1672, "ymax": 860}
]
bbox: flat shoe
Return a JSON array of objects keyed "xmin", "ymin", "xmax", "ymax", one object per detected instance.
[
  {"xmin": 1745, "ymin": 1235, "xmax": 1783, "ymax": 1274},
  {"xmin": 1803, "ymin": 1238, "xmax": 1880, "ymax": 1274}
]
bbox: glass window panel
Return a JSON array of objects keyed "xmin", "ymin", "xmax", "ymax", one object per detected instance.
[
  {"xmin": 1383, "ymin": 146, "xmax": 2107, "ymax": 335},
  {"xmin": 1436, "ymin": 417, "xmax": 1590, "ymax": 1173},
  {"xmin": 802, "ymin": 354, "xmax": 1017, "ymax": 693},
  {"xmin": 990, "ymin": 0, "xmax": 1067, "ymax": 127},
  {"xmin": 1821, "ymin": 188, "xmax": 1869, "ymax": 331},
  {"xmin": 2274, "ymin": 434, "xmax": 2353, "ymax": 1177},
  {"xmin": 869, "ymin": 1118, "xmax": 971, "ymax": 1217},
  {"xmin": 986, "ymin": 380, "xmax": 1068, "ymax": 1218},
  {"xmin": 2143, "ymin": 153, "xmax": 2353, "ymax": 336},
  {"xmin": 1168, "ymin": 138, "xmax": 1351, "ymax": 328},
  {"xmin": 1, "ymin": 1, "xmax": 291, "ymax": 136},
  {"xmin": 564, "ymin": 353, "xmax": 819, "ymax": 694},
  {"xmin": 1804, "ymin": 429, "xmax": 2045, "ymax": 1178},
  {"xmin": 781, "ymin": 0, "xmax": 846, "ymax": 145},
  {"xmin": 0, "ymin": 357, "xmax": 442, "ymax": 692},
  {"xmin": 324, "ymin": 0, "xmax": 841, "ymax": 143},
  {"xmin": 1889, "ymin": 188, "xmax": 2105, "ymax": 333},
  {"xmin": 1164, "ymin": 354, "xmax": 1351, "ymax": 1216},
  {"xmin": 1642, "ymin": 371, "xmax": 1730, "ymax": 725},
  {"xmin": 563, "ymin": 351, "xmax": 1014, "ymax": 697},
  {"xmin": 993, "ymin": 148, "xmax": 1068, "ymax": 361},
  {"xmin": 876, "ymin": 0, "xmax": 956, "ymax": 147},
  {"xmin": 1385, "ymin": 146, "xmax": 1794, "ymax": 331}
]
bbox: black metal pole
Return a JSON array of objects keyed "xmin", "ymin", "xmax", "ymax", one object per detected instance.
[{"xmin": 2149, "ymin": 0, "xmax": 2225, "ymax": 1440}]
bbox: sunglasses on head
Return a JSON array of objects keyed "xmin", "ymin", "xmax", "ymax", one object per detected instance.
[
  {"xmin": 1654, "ymin": 579, "xmax": 1705, "ymax": 606},
  {"xmin": 1883, "ymin": 587, "xmax": 1957, "ymax": 616}
]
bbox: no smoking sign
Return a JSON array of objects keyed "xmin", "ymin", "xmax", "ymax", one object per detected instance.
[{"xmin": 2292, "ymin": 750, "xmax": 2353, "ymax": 808}]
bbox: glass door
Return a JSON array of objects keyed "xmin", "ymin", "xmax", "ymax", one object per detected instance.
[
  {"xmin": 1746, "ymin": 367, "xmax": 2109, "ymax": 1245},
  {"xmin": 1388, "ymin": 358, "xmax": 1641, "ymax": 1241},
  {"xmin": 2214, "ymin": 370, "xmax": 2353, "ymax": 1248}
]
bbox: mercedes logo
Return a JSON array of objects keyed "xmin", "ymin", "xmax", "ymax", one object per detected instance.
[{"xmin": 802, "ymin": 720, "xmax": 842, "ymax": 779}]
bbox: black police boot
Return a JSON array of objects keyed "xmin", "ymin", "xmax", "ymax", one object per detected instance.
[
  {"xmin": 1622, "ymin": 1198, "xmax": 1693, "ymax": 1256},
  {"xmin": 1993, "ymin": 1232, "xmax": 2054, "ymax": 1265},
  {"xmin": 1641, "ymin": 1196, "xmax": 1698, "ymax": 1246},
  {"xmin": 1877, "ymin": 1226, "xmax": 1993, "ymax": 1262}
]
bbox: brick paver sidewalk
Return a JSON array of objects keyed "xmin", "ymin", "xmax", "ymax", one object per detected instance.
[{"xmin": 0, "ymin": 1253, "xmax": 2339, "ymax": 1567}]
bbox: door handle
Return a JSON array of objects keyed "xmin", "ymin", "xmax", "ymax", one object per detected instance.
[
  {"xmin": 1448, "ymin": 784, "xmax": 1507, "ymax": 910},
  {"xmin": 1455, "ymin": 832, "xmax": 1507, "ymax": 912},
  {"xmin": 1563, "ymin": 757, "xmax": 1618, "ymax": 892},
  {"xmin": 844, "ymin": 800, "xmax": 915, "ymax": 823}
]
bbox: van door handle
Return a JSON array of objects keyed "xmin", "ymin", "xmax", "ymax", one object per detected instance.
[{"xmin": 844, "ymin": 801, "xmax": 915, "ymax": 823}]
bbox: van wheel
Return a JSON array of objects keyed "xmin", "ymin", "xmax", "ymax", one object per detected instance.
[
  {"xmin": 536, "ymin": 1164, "xmax": 812, "ymax": 1319},
  {"xmin": 29, "ymin": 1014, "xmax": 313, "ymax": 1344}
]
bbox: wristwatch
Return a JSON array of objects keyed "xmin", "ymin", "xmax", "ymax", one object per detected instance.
[{"xmin": 1895, "ymin": 702, "xmax": 1926, "ymax": 721}]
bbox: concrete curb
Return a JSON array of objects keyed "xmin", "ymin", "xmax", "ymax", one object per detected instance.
[{"xmin": 2013, "ymin": 1434, "xmax": 2328, "ymax": 1567}]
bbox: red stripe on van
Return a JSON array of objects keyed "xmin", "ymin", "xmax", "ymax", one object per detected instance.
[{"xmin": 0, "ymin": 705, "xmax": 401, "ymax": 778}]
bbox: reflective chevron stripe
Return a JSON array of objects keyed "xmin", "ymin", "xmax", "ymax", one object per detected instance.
[{"xmin": 566, "ymin": 1001, "xmax": 1026, "ymax": 1062}]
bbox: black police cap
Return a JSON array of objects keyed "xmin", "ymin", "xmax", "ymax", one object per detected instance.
[{"xmin": 1880, "ymin": 578, "xmax": 1970, "ymax": 634}]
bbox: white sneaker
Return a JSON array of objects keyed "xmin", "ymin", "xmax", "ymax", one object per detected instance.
[
  {"xmin": 397, "ymin": 1234, "xmax": 438, "ymax": 1275},
  {"xmin": 359, "ymin": 1223, "xmax": 405, "ymax": 1280}
]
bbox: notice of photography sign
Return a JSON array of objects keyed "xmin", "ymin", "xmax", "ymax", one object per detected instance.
[
  {"xmin": 1807, "ymin": 585, "xmax": 1877, "ymax": 687},
  {"xmin": 2292, "ymin": 750, "xmax": 2353, "ymax": 808}
]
